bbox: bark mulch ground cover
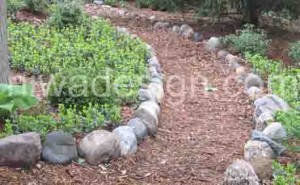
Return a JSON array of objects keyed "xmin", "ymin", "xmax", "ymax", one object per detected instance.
[{"xmin": 0, "ymin": 6, "xmax": 254, "ymax": 185}]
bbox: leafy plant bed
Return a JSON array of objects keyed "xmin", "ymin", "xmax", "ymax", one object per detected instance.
[
  {"xmin": 5, "ymin": 15, "xmax": 148, "ymax": 128},
  {"xmin": 0, "ymin": 4, "xmax": 165, "ymax": 167}
]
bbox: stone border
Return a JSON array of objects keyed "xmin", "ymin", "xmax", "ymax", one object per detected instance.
[
  {"xmin": 0, "ymin": 20, "xmax": 164, "ymax": 167},
  {"xmin": 204, "ymin": 38, "xmax": 291, "ymax": 184}
]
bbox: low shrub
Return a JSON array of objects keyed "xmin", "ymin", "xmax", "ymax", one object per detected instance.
[
  {"xmin": 269, "ymin": 69, "xmax": 300, "ymax": 107},
  {"xmin": 273, "ymin": 161, "xmax": 300, "ymax": 185},
  {"xmin": 48, "ymin": 67, "xmax": 112, "ymax": 108},
  {"xmin": 222, "ymin": 24, "xmax": 269, "ymax": 55},
  {"xmin": 48, "ymin": 0, "xmax": 85, "ymax": 28},
  {"xmin": 276, "ymin": 110, "xmax": 300, "ymax": 140},
  {"xmin": 105, "ymin": 0, "xmax": 117, "ymax": 6},
  {"xmin": 289, "ymin": 41, "xmax": 300, "ymax": 65},
  {"xmin": 23, "ymin": 0, "xmax": 49, "ymax": 13},
  {"xmin": 7, "ymin": 0, "xmax": 24, "ymax": 16},
  {"xmin": 245, "ymin": 53, "xmax": 282, "ymax": 77}
]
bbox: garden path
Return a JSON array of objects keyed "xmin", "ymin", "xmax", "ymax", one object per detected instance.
[{"xmin": 0, "ymin": 5, "xmax": 253, "ymax": 185}]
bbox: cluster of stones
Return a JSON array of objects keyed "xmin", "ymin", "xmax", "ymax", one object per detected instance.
[
  {"xmin": 205, "ymin": 37, "xmax": 290, "ymax": 184},
  {"xmin": 87, "ymin": 2, "xmax": 157, "ymax": 22},
  {"xmin": 0, "ymin": 27, "xmax": 164, "ymax": 168},
  {"xmin": 153, "ymin": 21, "xmax": 203, "ymax": 42},
  {"xmin": 89, "ymin": 2, "xmax": 203, "ymax": 42}
]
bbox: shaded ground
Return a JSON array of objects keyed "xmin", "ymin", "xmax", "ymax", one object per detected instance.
[{"xmin": 0, "ymin": 5, "xmax": 255, "ymax": 185}]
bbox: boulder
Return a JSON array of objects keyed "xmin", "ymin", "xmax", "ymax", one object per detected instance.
[
  {"xmin": 113, "ymin": 126, "xmax": 137, "ymax": 156},
  {"xmin": 244, "ymin": 73, "xmax": 264, "ymax": 91},
  {"xmin": 149, "ymin": 15, "xmax": 156, "ymax": 23},
  {"xmin": 250, "ymin": 157, "xmax": 273, "ymax": 181},
  {"xmin": 254, "ymin": 110, "xmax": 274, "ymax": 131},
  {"xmin": 179, "ymin": 24, "xmax": 194, "ymax": 39},
  {"xmin": 148, "ymin": 83, "xmax": 164, "ymax": 104},
  {"xmin": 223, "ymin": 159, "xmax": 260, "ymax": 185},
  {"xmin": 244, "ymin": 140, "xmax": 274, "ymax": 161},
  {"xmin": 217, "ymin": 50, "xmax": 229, "ymax": 59},
  {"xmin": 153, "ymin": 22, "xmax": 171, "ymax": 29},
  {"xmin": 138, "ymin": 88, "xmax": 156, "ymax": 102},
  {"xmin": 225, "ymin": 54, "xmax": 243, "ymax": 69},
  {"xmin": 262, "ymin": 122, "xmax": 287, "ymax": 142},
  {"xmin": 205, "ymin": 37, "xmax": 222, "ymax": 51},
  {"xmin": 148, "ymin": 56, "xmax": 162, "ymax": 73},
  {"xmin": 78, "ymin": 130, "xmax": 121, "ymax": 164},
  {"xmin": 245, "ymin": 86, "xmax": 262, "ymax": 101},
  {"xmin": 0, "ymin": 132, "xmax": 41, "ymax": 167},
  {"xmin": 42, "ymin": 131, "xmax": 78, "ymax": 164},
  {"xmin": 236, "ymin": 66, "xmax": 246, "ymax": 75},
  {"xmin": 93, "ymin": 0, "xmax": 104, "ymax": 5},
  {"xmin": 127, "ymin": 118, "xmax": 148, "ymax": 141},
  {"xmin": 116, "ymin": 26, "xmax": 130, "ymax": 36},
  {"xmin": 149, "ymin": 66, "xmax": 162, "ymax": 79},
  {"xmin": 171, "ymin": 25, "xmax": 180, "ymax": 34},
  {"xmin": 134, "ymin": 106, "xmax": 158, "ymax": 136},
  {"xmin": 193, "ymin": 32, "xmax": 203, "ymax": 42},
  {"xmin": 254, "ymin": 94, "xmax": 289, "ymax": 116},
  {"xmin": 150, "ymin": 77, "xmax": 163, "ymax": 85},
  {"xmin": 138, "ymin": 100, "xmax": 160, "ymax": 116},
  {"xmin": 253, "ymin": 94, "xmax": 289, "ymax": 128}
]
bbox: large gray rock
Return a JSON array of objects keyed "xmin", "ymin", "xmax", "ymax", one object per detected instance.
[
  {"xmin": 113, "ymin": 126, "xmax": 137, "ymax": 156},
  {"xmin": 225, "ymin": 54, "xmax": 243, "ymax": 69},
  {"xmin": 244, "ymin": 73, "xmax": 264, "ymax": 90},
  {"xmin": 116, "ymin": 26, "xmax": 130, "ymax": 36},
  {"xmin": 244, "ymin": 140, "xmax": 274, "ymax": 161},
  {"xmin": 42, "ymin": 131, "xmax": 77, "ymax": 164},
  {"xmin": 171, "ymin": 25, "xmax": 180, "ymax": 34},
  {"xmin": 127, "ymin": 118, "xmax": 148, "ymax": 141},
  {"xmin": 149, "ymin": 66, "xmax": 162, "ymax": 79},
  {"xmin": 153, "ymin": 22, "xmax": 171, "ymax": 29},
  {"xmin": 179, "ymin": 24, "xmax": 194, "ymax": 39},
  {"xmin": 148, "ymin": 56, "xmax": 162, "ymax": 73},
  {"xmin": 150, "ymin": 77, "xmax": 163, "ymax": 85},
  {"xmin": 250, "ymin": 157, "xmax": 273, "ymax": 182},
  {"xmin": 217, "ymin": 50, "xmax": 229, "ymax": 59},
  {"xmin": 93, "ymin": 0, "xmax": 104, "ymax": 5},
  {"xmin": 255, "ymin": 110, "xmax": 274, "ymax": 131},
  {"xmin": 193, "ymin": 32, "xmax": 203, "ymax": 42},
  {"xmin": 253, "ymin": 94, "xmax": 289, "ymax": 129},
  {"xmin": 148, "ymin": 82, "xmax": 164, "ymax": 104},
  {"xmin": 262, "ymin": 122, "xmax": 287, "ymax": 142},
  {"xmin": 78, "ymin": 130, "xmax": 121, "ymax": 165},
  {"xmin": 224, "ymin": 159, "xmax": 260, "ymax": 185},
  {"xmin": 134, "ymin": 105, "xmax": 158, "ymax": 136},
  {"xmin": 205, "ymin": 37, "xmax": 222, "ymax": 51},
  {"xmin": 138, "ymin": 88, "xmax": 156, "ymax": 102},
  {"xmin": 245, "ymin": 86, "xmax": 262, "ymax": 101},
  {"xmin": 0, "ymin": 132, "xmax": 41, "ymax": 167},
  {"xmin": 138, "ymin": 100, "xmax": 160, "ymax": 116}
]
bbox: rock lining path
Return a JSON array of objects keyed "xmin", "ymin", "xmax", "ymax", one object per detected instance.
[{"xmin": 0, "ymin": 5, "xmax": 253, "ymax": 185}]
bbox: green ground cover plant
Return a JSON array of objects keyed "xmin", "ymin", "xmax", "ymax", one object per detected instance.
[
  {"xmin": 222, "ymin": 24, "xmax": 269, "ymax": 55},
  {"xmin": 273, "ymin": 161, "xmax": 300, "ymax": 185},
  {"xmin": 289, "ymin": 41, "xmax": 300, "ymax": 65},
  {"xmin": 2, "ymin": 12, "xmax": 147, "ymax": 138},
  {"xmin": 245, "ymin": 53, "xmax": 282, "ymax": 77}
]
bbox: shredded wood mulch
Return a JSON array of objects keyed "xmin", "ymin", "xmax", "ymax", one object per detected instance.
[{"xmin": 0, "ymin": 5, "xmax": 254, "ymax": 185}]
